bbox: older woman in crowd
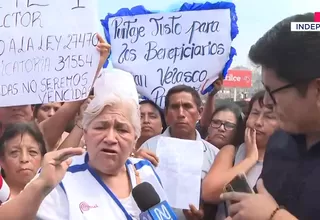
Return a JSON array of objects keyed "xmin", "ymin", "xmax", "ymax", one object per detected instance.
[
  {"xmin": 0, "ymin": 147, "xmax": 85, "ymax": 220},
  {"xmin": 0, "ymin": 122, "xmax": 47, "ymax": 198},
  {"xmin": 36, "ymin": 69, "xmax": 166, "ymax": 220}
]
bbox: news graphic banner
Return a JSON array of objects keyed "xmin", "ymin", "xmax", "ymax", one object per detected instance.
[
  {"xmin": 102, "ymin": 2, "xmax": 238, "ymax": 108},
  {"xmin": 0, "ymin": 0, "xmax": 100, "ymax": 107},
  {"xmin": 291, "ymin": 12, "xmax": 320, "ymax": 32}
]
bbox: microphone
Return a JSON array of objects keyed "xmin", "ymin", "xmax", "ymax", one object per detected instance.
[
  {"xmin": 132, "ymin": 182, "xmax": 177, "ymax": 220},
  {"xmin": 0, "ymin": 175, "xmax": 10, "ymax": 205}
]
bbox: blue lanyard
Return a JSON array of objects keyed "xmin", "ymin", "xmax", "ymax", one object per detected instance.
[{"xmin": 87, "ymin": 161, "xmax": 134, "ymax": 220}]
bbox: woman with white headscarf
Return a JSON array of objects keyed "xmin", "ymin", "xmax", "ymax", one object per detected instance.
[{"xmin": 36, "ymin": 69, "xmax": 166, "ymax": 220}]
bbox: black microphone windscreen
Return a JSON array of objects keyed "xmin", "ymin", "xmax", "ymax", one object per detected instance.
[{"xmin": 132, "ymin": 182, "xmax": 161, "ymax": 212}]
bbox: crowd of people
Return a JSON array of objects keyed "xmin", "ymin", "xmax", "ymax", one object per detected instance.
[{"xmin": 0, "ymin": 12, "xmax": 320, "ymax": 220}]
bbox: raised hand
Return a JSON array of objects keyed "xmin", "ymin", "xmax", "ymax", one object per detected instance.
[
  {"xmin": 244, "ymin": 128, "xmax": 258, "ymax": 162},
  {"xmin": 209, "ymin": 74, "xmax": 223, "ymax": 96},
  {"xmin": 95, "ymin": 34, "xmax": 110, "ymax": 75},
  {"xmin": 38, "ymin": 148, "xmax": 84, "ymax": 191}
]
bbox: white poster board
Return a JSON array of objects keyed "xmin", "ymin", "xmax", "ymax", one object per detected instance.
[
  {"xmin": 108, "ymin": 9, "xmax": 231, "ymax": 108},
  {"xmin": 156, "ymin": 137, "xmax": 203, "ymax": 209},
  {"xmin": 0, "ymin": 0, "xmax": 100, "ymax": 107}
]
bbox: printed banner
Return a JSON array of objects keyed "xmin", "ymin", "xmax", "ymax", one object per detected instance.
[{"xmin": 224, "ymin": 69, "xmax": 252, "ymax": 88}]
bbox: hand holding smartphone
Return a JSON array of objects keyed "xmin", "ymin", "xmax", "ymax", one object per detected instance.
[
  {"xmin": 222, "ymin": 173, "xmax": 254, "ymax": 216},
  {"xmin": 223, "ymin": 173, "xmax": 254, "ymax": 194}
]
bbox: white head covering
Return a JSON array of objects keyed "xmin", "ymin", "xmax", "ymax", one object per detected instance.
[
  {"xmin": 83, "ymin": 68, "xmax": 141, "ymax": 137},
  {"xmin": 94, "ymin": 68, "xmax": 139, "ymax": 105}
]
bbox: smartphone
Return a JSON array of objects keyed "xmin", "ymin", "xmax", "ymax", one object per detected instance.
[{"xmin": 223, "ymin": 173, "xmax": 254, "ymax": 194}]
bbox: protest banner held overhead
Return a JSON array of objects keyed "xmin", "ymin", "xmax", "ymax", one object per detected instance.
[
  {"xmin": 102, "ymin": 2, "xmax": 238, "ymax": 108},
  {"xmin": 0, "ymin": 0, "xmax": 101, "ymax": 107}
]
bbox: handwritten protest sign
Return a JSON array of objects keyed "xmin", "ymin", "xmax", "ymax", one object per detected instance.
[
  {"xmin": 0, "ymin": 0, "xmax": 100, "ymax": 107},
  {"xmin": 107, "ymin": 9, "xmax": 232, "ymax": 107}
]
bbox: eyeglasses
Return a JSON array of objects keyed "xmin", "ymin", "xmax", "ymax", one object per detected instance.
[
  {"xmin": 262, "ymin": 82, "xmax": 295, "ymax": 105},
  {"xmin": 210, "ymin": 119, "xmax": 236, "ymax": 131}
]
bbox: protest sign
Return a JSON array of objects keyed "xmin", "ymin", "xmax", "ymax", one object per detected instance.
[
  {"xmin": 0, "ymin": 0, "xmax": 100, "ymax": 107},
  {"xmin": 105, "ymin": 3, "xmax": 237, "ymax": 108}
]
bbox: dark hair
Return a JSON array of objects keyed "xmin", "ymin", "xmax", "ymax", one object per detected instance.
[
  {"xmin": 0, "ymin": 122, "xmax": 47, "ymax": 157},
  {"xmin": 211, "ymin": 103, "xmax": 245, "ymax": 147},
  {"xmin": 234, "ymin": 100, "xmax": 249, "ymax": 116},
  {"xmin": 165, "ymin": 85, "xmax": 202, "ymax": 110},
  {"xmin": 246, "ymin": 90, "xmax": 270, "ymax": 122},
  {"xmin": 139, "ymin": 100, "xmax": 167, "ymax": 133},
  {"xmin": 33, "ymin": 102, "xmax": 63, "ymax": 119},
  {"xmin": 249, "ymin": 13, "xmax": 319, "ymax": 93},
  {"xmin": 33, "ymin": 104, "xmax": 42, "ymax": 118},
  {"xmin": 0, "ymin": 122, "xmax": 47, "ymax": 178}
]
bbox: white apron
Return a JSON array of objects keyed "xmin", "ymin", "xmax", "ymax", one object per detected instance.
[{"xmin": 36, "ymin": 153, "xmax": 166, "ymax": 220}]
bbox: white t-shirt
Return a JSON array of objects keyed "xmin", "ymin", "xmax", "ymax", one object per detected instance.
[{"xmin": 119, "ymin": 194, "xmax": 140, "ymax": 220}]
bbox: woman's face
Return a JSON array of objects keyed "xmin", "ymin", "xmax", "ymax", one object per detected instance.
[
  {"xmin": 246, "ymin": 101, "xmax": 278, "ymax": 147},
  {"xmin": 36, "ymin": 102, "xmax": 62, "ymax": 123},
  {"xmin": 207, "ymin": 110, "xmax": 237, "ymax": 149},
  {"xmin": 140, "ymin": 103, "xmax": 163, "ymax": 138},
  {"xmin": 0, "ymin": 133, "xmax": 42, "ymax": 187},
  {"xmin": 84, "ymin": 102, "xmax": 136, "ymax": 174}
]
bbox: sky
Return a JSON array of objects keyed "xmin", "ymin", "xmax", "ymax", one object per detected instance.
[{"xmin": 97, "ymin": 0, "xmax": 320, "ymax": 68}]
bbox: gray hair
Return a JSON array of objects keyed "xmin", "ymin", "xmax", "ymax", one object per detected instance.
[{"xmin": 82, "ymin": 93, "xmax": 141, "ymax": 138}]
